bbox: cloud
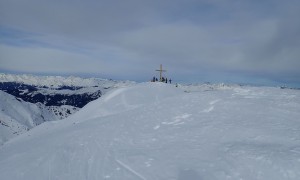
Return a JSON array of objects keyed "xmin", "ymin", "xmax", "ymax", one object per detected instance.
[{"xmin": 0, "ymin": 0, "xmax": 300, "ymax": 86}]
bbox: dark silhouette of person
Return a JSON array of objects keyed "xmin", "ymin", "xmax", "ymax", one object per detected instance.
[
  {"xmin": 165, "ymin": 78, "xmax": 168, "ymax": 83},
  {"xmin": 152, "ymin": 76, "xmax": 156, "ymax": 82},
  {"xmin": 156, "ymin": 78, "xmax": 158, "ymax": 82},
  {"xmin": 169, "ymin": 79, "xmax": 172, "ymax": 84}
]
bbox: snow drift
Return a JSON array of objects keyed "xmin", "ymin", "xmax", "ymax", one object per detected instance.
[
  {"xmin": 0, "ymin": 82, "xmax": 300, "ymax": 180},
  {"xmin": 70, "ymin": 82, "xmax": 182, "ymax": 121}
]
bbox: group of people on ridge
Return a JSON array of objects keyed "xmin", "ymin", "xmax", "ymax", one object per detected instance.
[{"xmin": 152, "ymin": 76, "xmax": 172, "ymax": 84}]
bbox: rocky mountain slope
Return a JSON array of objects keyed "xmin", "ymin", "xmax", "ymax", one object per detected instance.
[{"xmin": 0, "ymin": 90, "xmax": 57, "ymax": 145}]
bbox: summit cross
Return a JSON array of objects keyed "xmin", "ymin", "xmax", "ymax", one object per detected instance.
[{"xmin": 156, "ymin": 64, "xmax": 167, "ymax": 82}]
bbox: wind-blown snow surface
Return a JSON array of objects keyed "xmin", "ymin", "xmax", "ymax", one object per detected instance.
[{"xmin": 0, "ymin": 83, "xmax": 300, "ymax": 180}]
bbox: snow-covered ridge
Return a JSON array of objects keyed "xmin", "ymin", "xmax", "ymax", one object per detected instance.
[
  {"xmin": 69, "ymin": 82, "xmax": 182, "ymax": 121},
  {"xmin": 0, "ymin": 91, "xmax": 57, "ymax": 145},
  {"xmin": 0, "ymin": 73, "xmax": 134, "ymax": 88},
  {"xmin": 179, "ymin": 82, "xmax": 300, "ymax": 92},
  {"xmin": 1, "ymin": 82, "xmax": 300, "ymax": 179},
  {"xmin": 177, "ymin": 83, "xmax": 243, "ymax": 93}
]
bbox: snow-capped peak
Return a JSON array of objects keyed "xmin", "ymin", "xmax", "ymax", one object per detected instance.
[{"xmin": 0, "ymin": 73, "xmax": 133, "ymax": 88}]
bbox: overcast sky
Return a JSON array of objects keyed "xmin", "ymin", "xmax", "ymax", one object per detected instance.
[{"xmin": 0, "ymin": 0, "xmax": 300, "ymax": 87}]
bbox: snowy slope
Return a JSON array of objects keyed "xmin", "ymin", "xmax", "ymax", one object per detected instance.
[
  {"xmin": 0, "ymin": 83, "xmax": 300, "ymax": 180},
  {"xmin": 0, "ymin": 91, "xmax": 57, "ymax": 145}
]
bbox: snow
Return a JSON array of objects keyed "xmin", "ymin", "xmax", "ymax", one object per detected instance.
[
  {"xmin": 45, "ymin": 105, "xmax": 80, "ymax": 120},
  {"xmin": 0, "ymin": 73, "xmax": 135, "ymax": 88},
  {"xmin": 70, "ymin": 82, "xmax": 182, "ymax": 120},
  {"xmin": 0, "ymin": 91, "xmax": 57, "ymax": 145},
  {"xmin": 0, "ymin": 73, "xmax": 136, "ymax": 144},
  {"xmin": 0, "ymin": 82, "xmax": 300, "ymax": 180}
]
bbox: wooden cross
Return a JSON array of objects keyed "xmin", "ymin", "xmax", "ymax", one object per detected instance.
[{"xmin": 156, "ymin": 64, "xmax": 167, "ymax": 82}]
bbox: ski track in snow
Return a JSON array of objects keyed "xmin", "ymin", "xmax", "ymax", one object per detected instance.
[
  {"xmin": 162, "ymin": 113, "xmax": 191, "ymax": 125},
  {"xmin": 0, "ymin": 83, "xmax": 300, "ymax": 180},
  {"xmin": 115, "ymin": 159, "xmax": 147, "ymax": 180},
  {"xmin": 201, "ymin": 99, "xmax": 221, "ymax": 113}
]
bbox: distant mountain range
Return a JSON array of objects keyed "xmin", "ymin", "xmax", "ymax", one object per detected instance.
[
  {"xmin": 0, "ymin": 73, "xmax": 135, "ymax": 144},
  {"xmin": 0, "ymin": 73, "xmax": 134, "ymax": 108}
]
